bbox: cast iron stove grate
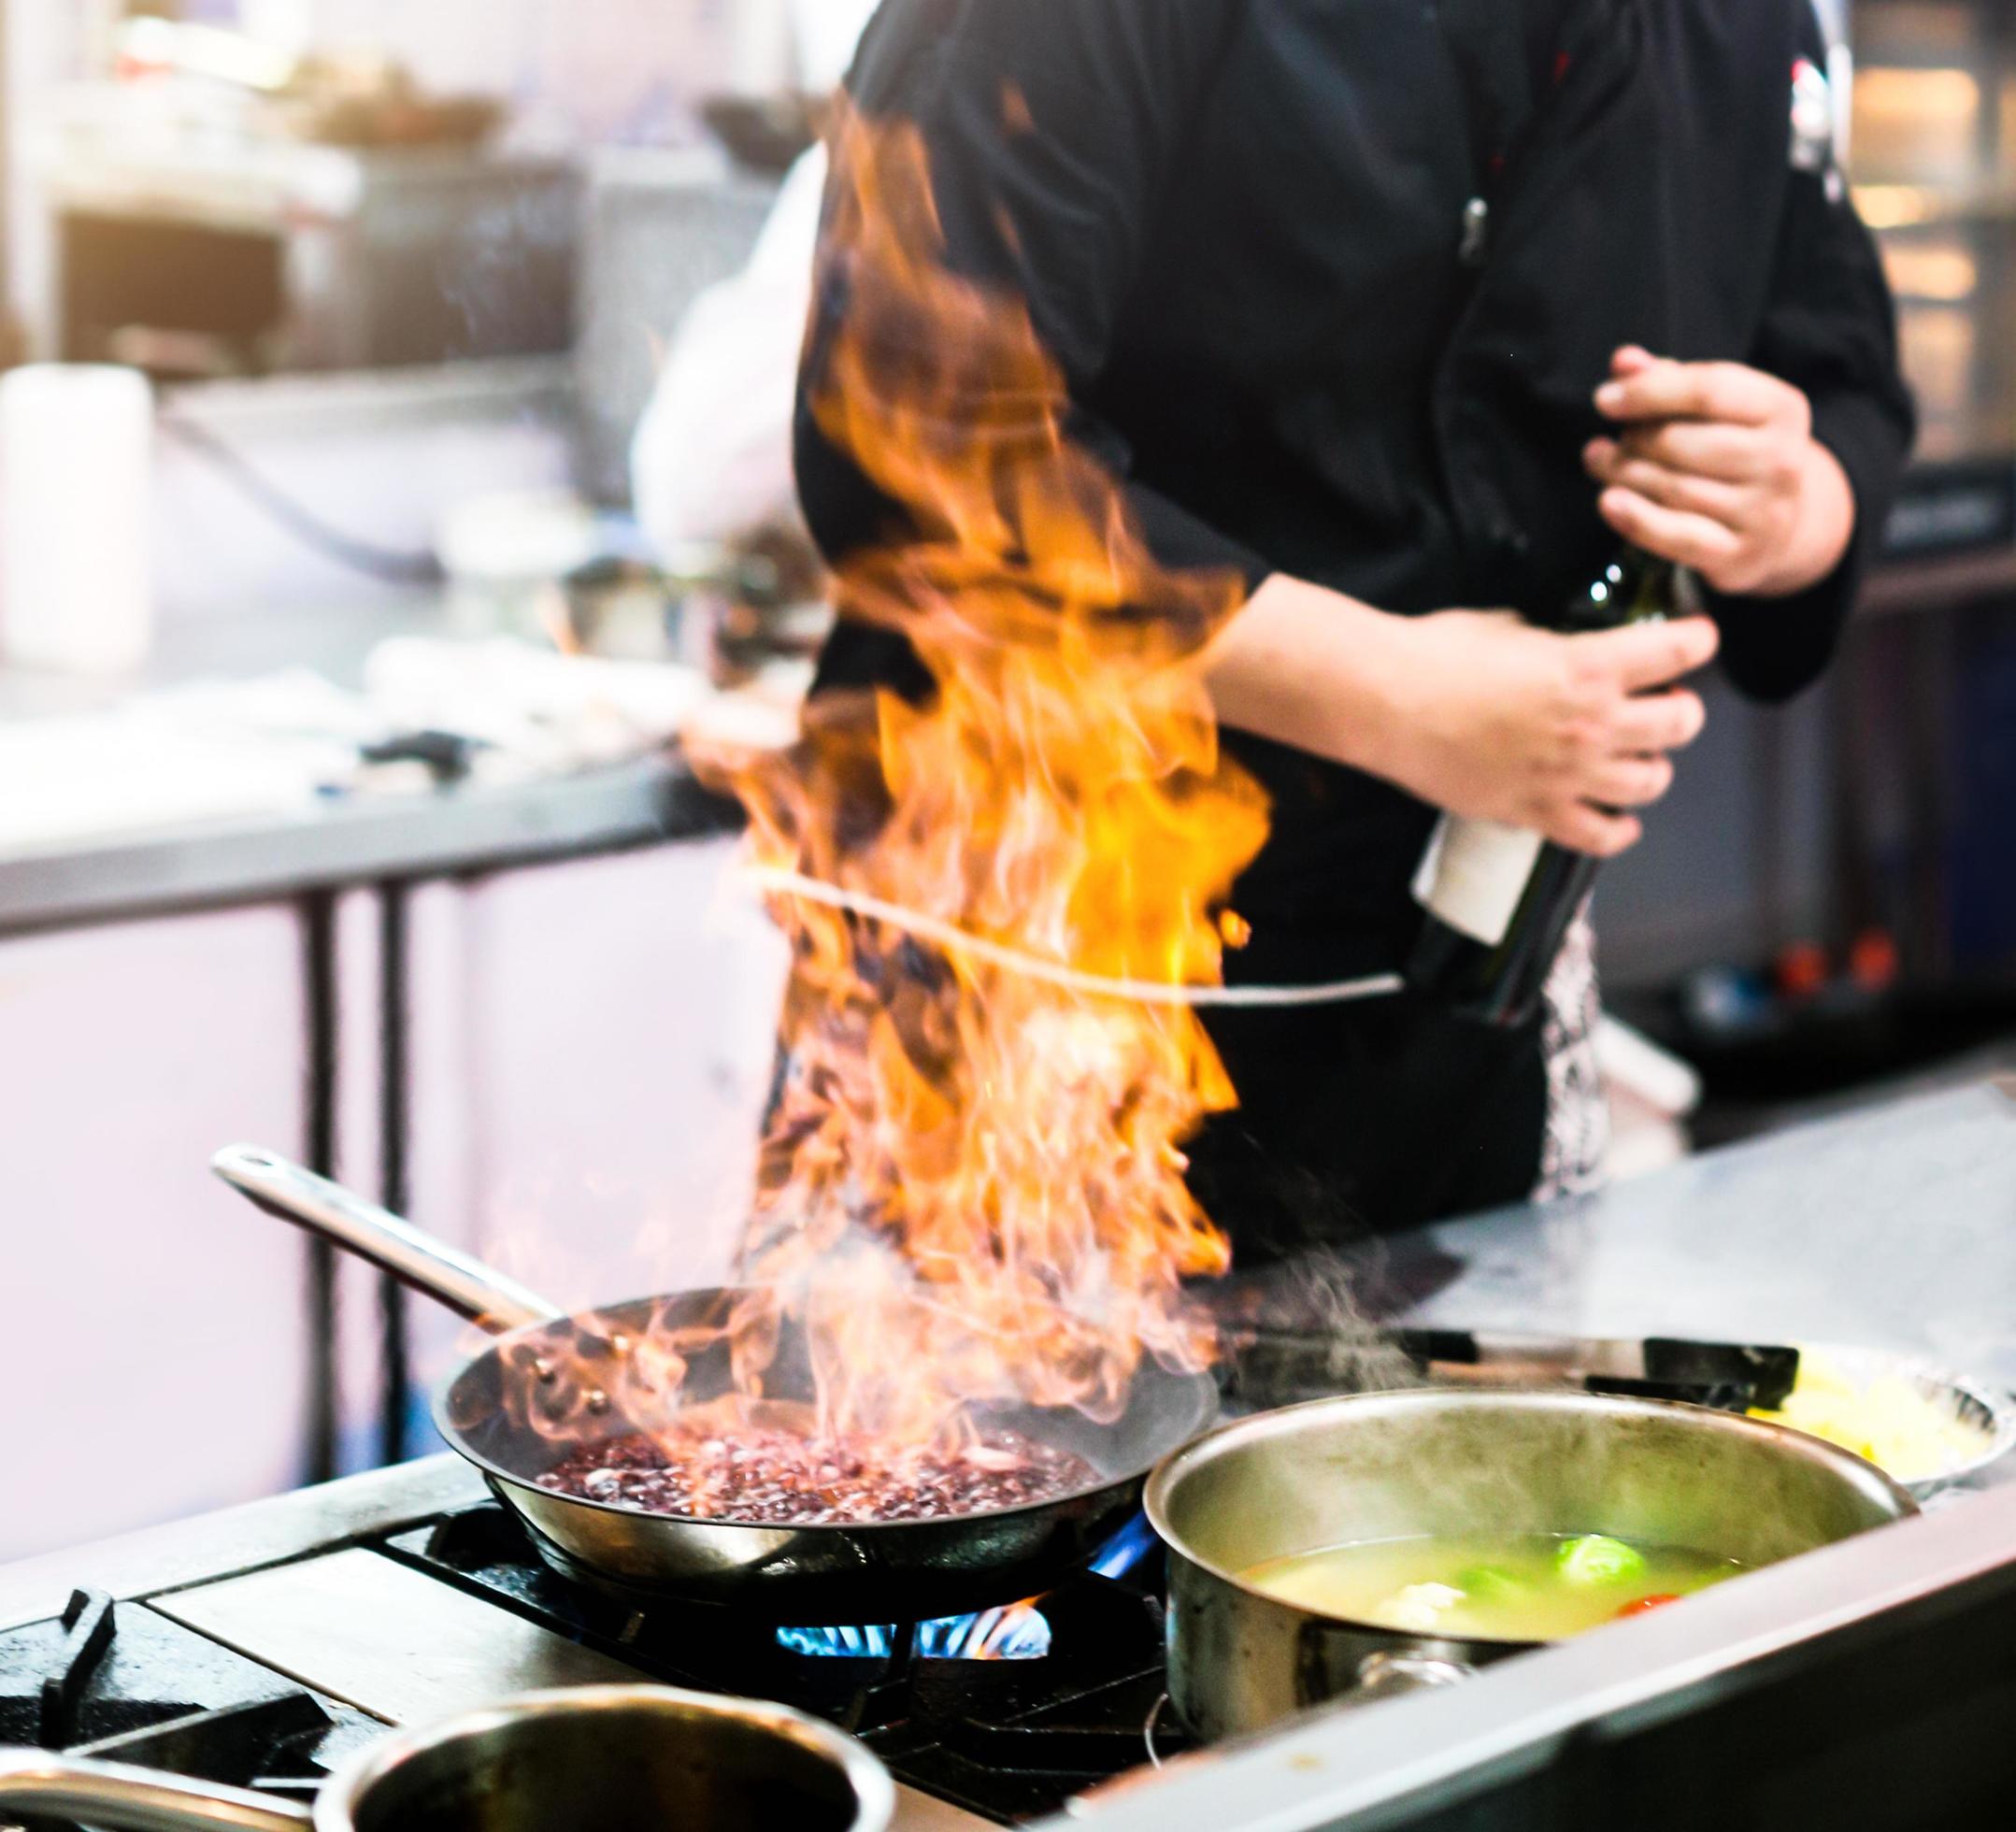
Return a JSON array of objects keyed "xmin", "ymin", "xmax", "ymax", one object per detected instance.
[
  {"xmin": 0, "ymin": 1586, "xmax": 381, "ymax": 1806},
  {"xmin": 380, "ymin": 1503, "xmax": 1188, "ymax": 1823}
]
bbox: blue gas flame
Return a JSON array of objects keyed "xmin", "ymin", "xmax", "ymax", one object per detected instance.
[{"xmin": 774, "ymin": 1513, "xmax": 1159, "ymax": 1660}]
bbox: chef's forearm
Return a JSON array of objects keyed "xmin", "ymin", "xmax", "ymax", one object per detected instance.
[{"xmin": 1204, "ymin": 574, "xmax": 1413, "ymax": 780}]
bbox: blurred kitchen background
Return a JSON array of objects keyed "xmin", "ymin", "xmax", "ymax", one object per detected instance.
[{"xmin": 0, "ymin": 0, "xmax": 2010, "ymax": 1559}]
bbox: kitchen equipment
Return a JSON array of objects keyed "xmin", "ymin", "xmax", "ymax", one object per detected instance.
[
  {"xmin": 0, "ymin": 1682, "xmax": 894, "ymax": 1831},
  {"xmin": 211, "ymin": 1146, "xmax": 1218, "ymax": 1622},
  {"xmin": 1394, "ymin": 1327, "xmax": 1799, "ymax": 1409},
  {"xmin": 39, "ymin": 116, "xmax": 579, "ymax": 377},
  {"xmin": 0, "ymin": 364, "xmax": 154, "ymax": 675},
  {"xmin": 1147, "ymin": 1388, "xmax": 1917, "ymax": 1739}
]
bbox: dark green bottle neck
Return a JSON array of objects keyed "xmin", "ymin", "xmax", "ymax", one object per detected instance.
[{"xmin": 1556, "ymin": 548, "xmax": 1680, "ymax": 633}]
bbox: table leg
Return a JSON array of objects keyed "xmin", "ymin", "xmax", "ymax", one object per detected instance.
[
  {"xmin": 299, "ymin": 890, "xmax": 341, "ymax": 1487},
  {"xmin": 378, "ymin": 882, "xmax": 413, "ymax": 1467}
]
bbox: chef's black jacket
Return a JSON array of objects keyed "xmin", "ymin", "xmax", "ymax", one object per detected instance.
[{"xmin": 794, "ymin": 0, "xmax": 1916, "ymax": 1246}]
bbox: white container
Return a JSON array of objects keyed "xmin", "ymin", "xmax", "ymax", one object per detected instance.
[{"xmin": 0, "ymin": 364, "xmax": 156, "ymax": 675}]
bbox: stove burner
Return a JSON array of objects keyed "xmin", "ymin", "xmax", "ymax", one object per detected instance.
[
  {"xmin": 772, "ymin": 1515, "xmax": 1161, "ymax": 1663},
  {"xmin": 380, "ymin": 1502, "xmax": 1179, "ymax": 1821},
  {"xmin": 776, "ymin": 1604, "xmax": 1053, "ymax": 1662}
]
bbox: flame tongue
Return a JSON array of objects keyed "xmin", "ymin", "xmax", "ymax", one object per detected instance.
[{"xmin": 697, "ymin": 105, "xmax": 1269, "ymax": 1459}]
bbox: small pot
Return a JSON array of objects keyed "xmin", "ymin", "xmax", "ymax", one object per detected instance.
[
  {"xmin": 0, "ymin": 1684, "xmax": 895, "ymax": 1832},
  {"xmin": 1146, "ymin": 1389, "xmax": 1917, "ymax": 1740}
]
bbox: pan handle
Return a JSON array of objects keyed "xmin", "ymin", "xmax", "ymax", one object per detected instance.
[
  {"xmin": 0, "ymin": 1750, "xmax": 315, "ymax": 1832},
  {"xmin": 211, "ymin": 1144, "xmax": 565, "ymax": 1335}
]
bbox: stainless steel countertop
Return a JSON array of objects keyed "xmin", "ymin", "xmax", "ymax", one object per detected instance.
[
  {"xmin": 0, "ymin": 752, "xmax": 722, "ymax": 937},
  {"xmin": 0, "ymin": 603, "xmax": 736, "ymax": 935},
  {"xmin": 1394, "ymin": 1077, "xmax": 2016, "ymax": 1483}
]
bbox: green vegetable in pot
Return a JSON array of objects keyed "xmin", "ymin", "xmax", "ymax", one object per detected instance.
[
  {"xmin": 1455, "ymin": 1564, "xmax": 1529, "ymax": 1604},
  {"xmin": 1556, "ymin": 1535, "xmax": 1648, "ymax": 1585}
]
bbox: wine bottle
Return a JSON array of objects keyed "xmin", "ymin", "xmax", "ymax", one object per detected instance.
[{"xmin": 1406, "ymin": 549, "xmax": 1680, "ymax": 1029}]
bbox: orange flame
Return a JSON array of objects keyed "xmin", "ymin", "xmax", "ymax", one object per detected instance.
[{"xmin": 692, "ymin": 104, "xmax": 1269, "ymax": 1453}]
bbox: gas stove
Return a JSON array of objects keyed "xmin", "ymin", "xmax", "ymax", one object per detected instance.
[
  {"xmin": 0, "ymin": 1458, "xmax": 1175, "ymax": 1829},
  {"xmin": 7, "ymin": 1452, "xmax": 2016, "ymax": 1832}
]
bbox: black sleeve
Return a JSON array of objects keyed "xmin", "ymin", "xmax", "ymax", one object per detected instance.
[
  {"xmin": 794, "ymin": 0, "xmax": 1268, "ymax": 603},
  {"xmin": 1708, "ymin": 23, "xmax": 1917, "ymax": 704}
]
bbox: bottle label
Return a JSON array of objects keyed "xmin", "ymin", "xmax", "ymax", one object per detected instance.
[{"xmin": 1413, "ymin": 814, "xmax": 1546, "ymax": 947}]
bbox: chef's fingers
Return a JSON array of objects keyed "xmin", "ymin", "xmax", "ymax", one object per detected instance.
[
  {"xmin": 1583, "ymin": 754, "xmax": 1677, "ymax": 809},
  {"xmin": 1584, "ymin": 446, "xmax": 1751, "ymax": 524},
  {"xmin": 1613, "ymin": 421, "xmax": 1766, "ymax": 481},
  {"xmin": 1610, "ymin": 345, "xmax": 1659, "ymax": 378},
  {"xmin": 1599, "ymin": 488, "xmax": 1747, "ymax": 573},
  {"xmin": 1580, "ymin": 611, "xmax": 1721, "ymax": 693},
  {"xmin": 1594, "ymin": 359, "xmax": 1786, "ymax": 427},
  {"xmin": 1550, "ymin": 805, "xmax": 1644, "ymax": 858},
  {"xmin": 1610, "ymin": 688, "xmax": 1709, "ymax": 754}
]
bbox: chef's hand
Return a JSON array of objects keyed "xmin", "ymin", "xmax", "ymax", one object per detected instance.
[
  {"xmin": 1584, "ymin": 346, "xmax": 1856, "ymax": 598},
  {"xmin": 1369, "ymin": 608, "xmax": 1718, "ymax": 856},
  {"xmin": 1209, "ymin": 580, "xmax": 1719, "ymax": 858}
]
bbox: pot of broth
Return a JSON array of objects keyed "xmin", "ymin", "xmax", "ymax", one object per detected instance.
[{"xmin": 1145, "ymin": 1388, "xmax": 1916, "ymax": 1739}]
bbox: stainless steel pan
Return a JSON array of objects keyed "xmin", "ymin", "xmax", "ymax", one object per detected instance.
[
  {"xmin": 213, "ymin": 1146, "xmax": 1218, "ymax": 1622},
  {"xmin": 0, "ymin": 1683, "xmax": 894, "ymax": 1831}
]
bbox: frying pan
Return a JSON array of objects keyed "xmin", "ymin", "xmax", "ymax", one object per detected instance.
[{"xmin": 212, "ymin": 1146, "xmax": 1219, "ymax": 1623}]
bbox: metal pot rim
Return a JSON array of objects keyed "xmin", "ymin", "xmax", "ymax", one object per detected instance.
[
  {"xmin": 1144, "ymin": 1385, "xmax": 1918, "ymax": 1634},
  {"xmin": 318, "ymin": 1683, "xmax": 898, "ymax": 1832}
]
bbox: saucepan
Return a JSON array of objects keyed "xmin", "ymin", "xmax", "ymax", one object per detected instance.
[
  {"xmin": 1147, "ymin": 1388, "xmax": 1918, "ymax": 1739},
  {"xmin": 0, "ymin": 1683, "xmax": 894, "ymax": 1831},
  {"xmin": 212, "ymin": 1146, "xmax": 1219, "ymax": 1623}
]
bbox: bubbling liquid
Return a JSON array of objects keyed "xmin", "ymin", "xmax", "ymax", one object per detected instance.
[{"xmin": 1242, "ymin": 1532, "xmax": 1743, "ymax": 1641}]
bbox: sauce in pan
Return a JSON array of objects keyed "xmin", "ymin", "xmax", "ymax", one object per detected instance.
[{"xmin": 536, "ymin": 1423, "xmax": 1101, "ymax": 1524}]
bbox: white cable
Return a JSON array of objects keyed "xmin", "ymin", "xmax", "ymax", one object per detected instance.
[{"xmin": 741, "ymin": 865, "xmax": 1406, "ymax": 1009}]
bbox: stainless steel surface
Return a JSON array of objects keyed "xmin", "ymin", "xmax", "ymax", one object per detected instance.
[
  {"xmin": 0, "ymin": 754, "xmax": 713, "ymax": 938},
  {"xmin": 213, "ymin": 1155, "xmax": 1217, "ymax": 1619},
  {"xmin": 0, "ymin": 1752, "xmax": 312, "ymax": 1831},
  {"xmin": 1400, "ymin": 1081, "xmax": 2016, "ymax": 1496},
  {"xmin": 40, "ymin": 135, "xmax": 580, "ymax": 373},
  {"xmin": 1347, "ymin": 1652, "xmax": 1476, "ymax": 1704},
  {"xmin": 211, "ymin": 1147, "xmax": 564, "ymax": 1333},
  {"xmin": 1147, "ymin": 1388, "xmax": 1915, "ymax": 1739},
  {"xmin": 151, "ymin": 1548, "xmax": 642, "ymax": 1723},
  {"xmin": 0, "ymin": 1454, "xmax": 487, "ymax": 1633}
]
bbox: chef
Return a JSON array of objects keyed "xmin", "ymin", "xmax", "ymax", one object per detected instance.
[{"xmin": 793, "ymin": 0, "xmax": 1915, "ymax": 1249}]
